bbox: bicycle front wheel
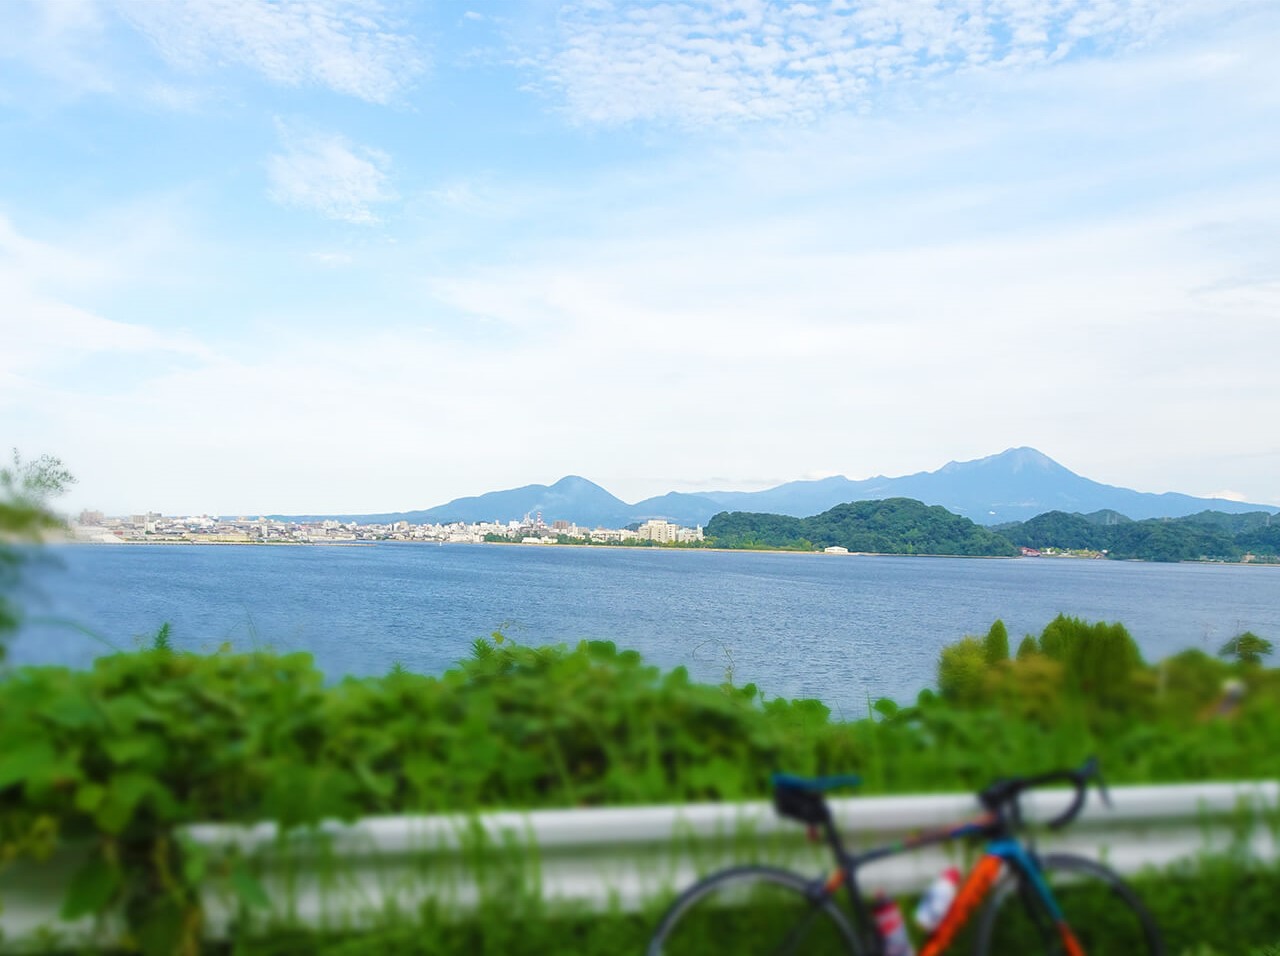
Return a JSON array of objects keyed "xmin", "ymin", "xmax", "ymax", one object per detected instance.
[
  {"xmin": 647, "ymin": 865, "xmax": 863, "ymax": 956},
  {"xmin": 973, "ymin": 852, "xmax": 1164, "ymax": 956}
]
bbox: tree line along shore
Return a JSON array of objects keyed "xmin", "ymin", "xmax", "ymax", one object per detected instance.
[{"xmin": 700, "ymin": 497, "xmax": 1280, "ymax": 563}]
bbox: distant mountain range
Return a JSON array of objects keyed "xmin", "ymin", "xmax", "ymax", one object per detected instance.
[{"xmin": 279, "ymin": 447, "xmax": 1279, "ymax": 527}]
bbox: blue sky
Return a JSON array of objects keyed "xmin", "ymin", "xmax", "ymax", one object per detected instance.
[{"xmin": 2, "ymin": 0, "xmax": 1278, "ymax": 515}]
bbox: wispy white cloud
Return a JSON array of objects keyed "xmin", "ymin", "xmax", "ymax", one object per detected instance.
[
  {"xmin": 9, "ymin": 1, "xmax": 1280, "ymax": 515},
  {"xmin": 0, "ymin": 0, "xmax": 115, "ymax": 96},
  {"xmin": 267, "ymin": 124, "xmax": 396, "ymax": 223},
  {"xmin": 527, "ymin": 0, "xmax": 1213, "ymax": 126},
  {"xmin": 20, "ymin": 179, "xmax": 1280, "ymax": 512},
  {"xmin": 415, "ymin": 103, "xmax": 1280, "ymax": 500},
  {"xmin": 424, "ymin": 177, "xmax": 527, "ymax": 219},
  {"xmin": 0, "ymin": 215, "xmax": 211, "ymax": 392},
  {"xmin": 140, "ymin": 82, "xmax": 209, "ymax": 111},
  {"xmin": 0, "ymin": 214, "xmax": 113, "ymax": 287},
  {"xmin": 116, "ymin": 0, "xmax": 426, "ymax": 104},
  {"xmin": 1201, "ymin": 490, "xmax": 1248, "ymax": 502},
  {"xmin": 309, "ymin": 251, "xmax": 355, "ymax": 267}
]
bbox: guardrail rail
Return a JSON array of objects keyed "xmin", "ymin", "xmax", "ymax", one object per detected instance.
[{"xmin": 1, "ymin": 781, "xmax": 1275, "ymax": 948}]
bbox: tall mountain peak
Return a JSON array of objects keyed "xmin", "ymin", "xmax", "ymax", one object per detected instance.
[
  {"xmin": 288, "ymin": 449, "xmax": 1278, "ymax": 527},
  {"xmin": 993, "ymin": 446, "xmax": 1069, "ymax": 472},
  {"xmin": 549, "ymin": 475, "xmax": 608, "ymax": 492},
  {"xmin": 943, "ymin": 447, "xmax": 1063, "ymax": 473}
]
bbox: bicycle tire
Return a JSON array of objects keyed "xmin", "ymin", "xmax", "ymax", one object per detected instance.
[
  {"xmin": 647, "ymin": 865, "xmax": 864, "ymax": 956},
  {"xmin": 973, "ymin": 852, "xmax": 1164, "ymax": 956}
]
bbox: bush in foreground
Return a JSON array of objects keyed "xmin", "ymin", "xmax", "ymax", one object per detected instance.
[{"xmin": 2, "ymin": 622, "xmax": 1278, "ymax": 953}]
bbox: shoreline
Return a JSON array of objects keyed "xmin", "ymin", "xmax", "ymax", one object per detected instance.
[
  {"xmin": 52, "ymin": 536, "xmax": 1277, "ymax": 566},
  {"xmin": 61, "ymin": 536, "xmax": 372, "ymax": 547}
]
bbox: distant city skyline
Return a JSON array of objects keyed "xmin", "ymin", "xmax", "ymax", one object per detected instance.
[
  {"xmin": 3, "ymin": 1, "xmax": 1278, "ymax": 514},
  {"xmin": 66, "ymin": 446, "xmax": 1280, "ymax": 531},
  {"xmin": 71, "ymin": 510, "xmax": 704, "ymax": 547}
]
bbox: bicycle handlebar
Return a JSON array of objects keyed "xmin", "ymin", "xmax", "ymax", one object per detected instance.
[{"xmin": 977, "ymin": 756, "xmax": 1111, "ymax": 831}]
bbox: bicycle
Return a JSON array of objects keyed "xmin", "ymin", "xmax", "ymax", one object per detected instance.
[{"xmin": 646, "ymin": 757, "xmax": 1163, "ymax": 955}]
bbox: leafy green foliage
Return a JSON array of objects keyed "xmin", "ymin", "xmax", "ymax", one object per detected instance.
[
  {"xmin": 934, "ymin": 615, "xmax": 1280, "ymax": 747},
  {"xmin": 708, "ymin": 498, "xmax": 1280, "ymax": 562},
  {"xmin": 1149, "ymin": 857, "xmax": 1280, "ymax": 956},
  {"xmin": 983, "ymin": 619, "xmax": 1009, "ymax": 663},
  {"xmin": 0, "ymin": 450, "xmax": 74, "ymax": 659},
  {"xmin": 1219, "ymin": 631, "xmax": 1274, "ymax": 666},
  {"xmin": 706, "ymin": 498, "xmax": 1019, "ymax": 555},
  {"xmin": 998, "ymin": 508, "xmax": 1280, "ymax": 562},
  {"xmin": 182, "ymin": 853, "xmax": 1280, "ymax": 956},
  {"xmin": 0, "ymin": 637, "xmax": 834, "ymax": 950},
  {"xmin": 150, "ymin": 623, "xmax": 173, "ymax": 653},
  {"xmin": 1038, "ymin": 615, "xmax": 1144, "ymax": 709},
  {"xmin": 937, "ymin": 636, "xmax": 988, "ymax": 706},
  {"xmin": 1106, "ymin": 521, "xmax": 1239, "ymax": 562},
  {"xmin": 3, "ymin": 620, "xmax": 1279, "ymax": 951},
  {"xmin": 997, "ymin": 510, "xmax": 1107, "ymax": 550},
  {"xmin": 1159, "ymin": 649, "xmax": 1229, "ymax": 714},
  {"xmin": 701, "ymin": 511, "xmax": 808, "ymax": 550},
  {"xmin": 0, "ymin": 450, "xmax": 74, "ymax": 538},
  {"xmin": 1179, "ymin": 511, "xmax": 1280, "ymax": 533}
]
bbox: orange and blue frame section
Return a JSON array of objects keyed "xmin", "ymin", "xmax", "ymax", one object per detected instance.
[{"xmin": 918, "ymin": 841, "xmax": 1085, "ymax": 956}]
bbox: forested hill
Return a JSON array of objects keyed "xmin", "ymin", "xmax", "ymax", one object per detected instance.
[
  {"xmin": 706, "ymin": 498, "xmax": 1020, "ymax": 556},
  {"xmin": 995, "ymin": 509, "xmax": 1280, "ymax": 562},
  {"xmin": 706, "ymin": 500, "xmax": 1280, "ymax": 562}
]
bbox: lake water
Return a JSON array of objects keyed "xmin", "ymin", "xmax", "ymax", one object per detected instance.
[{"xmin": 11, "ymin": 543, "xmax": 1280, "ymax": 715}]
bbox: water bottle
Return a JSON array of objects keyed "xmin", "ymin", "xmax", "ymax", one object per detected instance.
[
  {"xmin": 873, "ymin": 892, "xmax": 916, "ymax": 956},
  {"xmin": 914, "ymin": 867, "xmax": 961, "ymax": 932}
]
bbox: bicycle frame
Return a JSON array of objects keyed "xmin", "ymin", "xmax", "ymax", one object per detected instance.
[
  {"xmin": 917, "ymin": 841, "xmax": 1083, "ymax": 956},
  {"xmin": 819, "ymin": 815, "xmax": 1085, "ymax": 956}
]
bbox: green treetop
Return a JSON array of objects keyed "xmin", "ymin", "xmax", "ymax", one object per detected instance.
[{"xmin": 0, "ymin": 450, "xmax": 74, "ymax": 658}]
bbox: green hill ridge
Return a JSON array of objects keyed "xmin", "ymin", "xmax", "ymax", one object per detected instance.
[{"xmin": 706, "ymin": 499, "xmax": 1280, "ymax": 562}]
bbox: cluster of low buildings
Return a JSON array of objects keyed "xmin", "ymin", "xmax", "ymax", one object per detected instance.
[
  {"xmin": 70, "ymin": 510, "xmax": 704, "ymax": 547},
  {"xmin": 506, "ymin": 516, "xmax": 704, "ymax": 545}
]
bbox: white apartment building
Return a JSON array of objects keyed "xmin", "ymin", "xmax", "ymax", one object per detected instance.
[
  {"xmin": 637, "ymin": 520, "xmax": 704, "ymax": 544},
  {"xmin": 638, "ymin": 519, "xmax": 677, "ymax": 543}
]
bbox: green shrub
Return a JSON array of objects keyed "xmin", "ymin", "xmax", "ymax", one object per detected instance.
[
  {"xmin": 1039, "ymin": 614, "xmax": 1144, "ymax": 710},
  {"xmin": 3, "ymin": 621, "xmax": 1280, "ymax": 952},
  {"xmin": 982, "ymin": 619, "xmax": 1010, "ymax": 664},
  {"xmin": 991, "ymin": 653, "xmax": 1066, "ymax": 724},
  {"xmin": 0, "ymin": 451, "xmax": 74, "ymax": 658},
  {"xmin": 937, "ymin": 636, "xmax": 988, "ymax": 706},
  {"xmin": 213, "ymin": 854, "xmax": 1280, "ymax": 955},
  {"xmin": 1219, "ymin": 631, "xmax": 1275, "ymax": 666},
  {"xmin": 1159, "ymin": 649, "xmax": 1231, "ymax": 718}
]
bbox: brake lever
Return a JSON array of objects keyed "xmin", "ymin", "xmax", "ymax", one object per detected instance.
[
  {"xmin": 1096, "ymin": 768, "xmax": 1113, "ymax": 809},
  {"xmin": 1080, "ymin": 755, "xmax": 1112, "ymax": 810}
]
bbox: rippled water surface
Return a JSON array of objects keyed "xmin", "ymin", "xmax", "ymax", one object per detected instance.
[{"xmin": 14, "ymin": 544, "xmax": 1280, "ymax": 714}]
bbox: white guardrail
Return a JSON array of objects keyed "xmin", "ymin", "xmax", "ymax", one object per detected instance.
[{"xmin": 1, "ymin": 781, "xmax": 1276, "ymax": 948}]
